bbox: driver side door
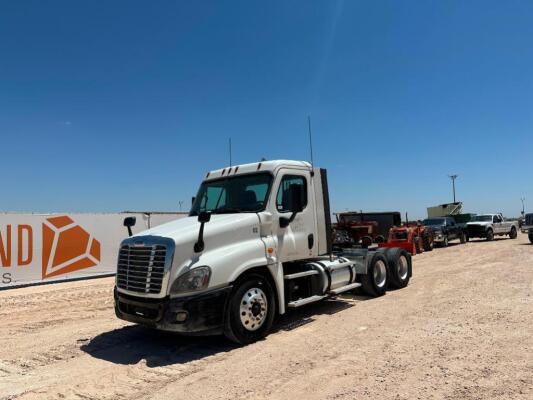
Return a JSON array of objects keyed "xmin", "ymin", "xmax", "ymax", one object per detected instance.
[{"xmin": 272, "ymin": 170, "xmax": 316, "ymax": 262}]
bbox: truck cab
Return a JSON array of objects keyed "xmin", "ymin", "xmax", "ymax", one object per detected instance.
[
  {"xmin": 114, "ymin": 160, "xmax": 412, "ymax": 343},
  {"xmin": 422, "ymin": 217, "xmax": 467, "ymax": 246}
]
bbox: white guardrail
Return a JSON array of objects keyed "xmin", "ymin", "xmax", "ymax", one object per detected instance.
[{"xmin": 0, "ymin": 212, "xmax": 187, "ymax": 289}]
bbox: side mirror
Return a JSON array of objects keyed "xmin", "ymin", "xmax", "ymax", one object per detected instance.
[
  {"xmin": 198, "ymin": 211, "xmax": 211, "ymax": 223},
  {"xmin": 280, "ymin": 184, "xmax": 304, "ymax": 228},
  {"xmin": 123, "ymin": 216, "xmax": 136, "ymax": 237},
  {"xmin": 194, "ymin": 211, "xmax": 211, "ymax": 252},
  {"xmin": 288, "ymin": 184, "xmax": 304, "ymax": 213}
]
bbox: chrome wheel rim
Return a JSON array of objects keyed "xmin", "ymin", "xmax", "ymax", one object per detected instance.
[
  {"xmin": 373, "ymin": 260, "xmax": 387, "ymax": 288},
  {"xmin": 239, "ymin": 287, "xmax": 268, "ymax": 331},
  {"xmin": 397, "ymin": 255, "xmax": 408, "ymax": 280}
]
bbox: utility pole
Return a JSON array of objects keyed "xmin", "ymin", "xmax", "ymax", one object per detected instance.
[
  {"xmin": 521, "ymin": 197, "xmax": 525, "ymax": 216},
  {"xmin": 178, "ymin": 201, "xmax": 184, "ymax": 212},
  {"xmin": 448, "ymin": 174, "xmax": 458, "ymax": 203}
]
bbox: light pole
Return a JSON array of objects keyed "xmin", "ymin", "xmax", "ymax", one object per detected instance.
[{"xmin": 448, "ymin": 174, "xmax": 458, "ymax": 203}]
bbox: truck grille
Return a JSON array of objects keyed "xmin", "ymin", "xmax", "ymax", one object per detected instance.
[
  {"xmin": 116, "ymin": 245, "xmax": 167, "ymax": 294},
  {"xmin": 467, "ymin": 225, "xmax": 485, "ymax": 237}
]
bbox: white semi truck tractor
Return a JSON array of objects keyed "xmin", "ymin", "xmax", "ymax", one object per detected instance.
[{"xmin": 114, "ymin": 160, "xmax": 412, "ymax": 344}]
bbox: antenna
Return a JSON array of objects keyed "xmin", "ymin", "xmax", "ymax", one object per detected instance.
[
  {"xmin": 307, "ymin": 116, "xmax": 314, "ymax": 168},
  {"xmin": 229, "ymin": 137, "xmax": 232, "ymax": 167}
]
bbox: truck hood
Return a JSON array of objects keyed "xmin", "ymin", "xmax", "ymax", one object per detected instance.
[
  {"xmin": 132, "ymin": 213, "xmax": 264, "ymax": 286},
  {"xmin": 138, "ymin": 213, "xmax": 261, "ymax": 246},
  {"xmin": 425, "ymin": 224, "xmax": 445, "ymax": 231},
  {"xmin": 466, "ymin": 221, "xmax": 491, "ymax": 227}
]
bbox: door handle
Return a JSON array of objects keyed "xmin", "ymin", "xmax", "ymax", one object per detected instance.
[{"xmin": 308, "ymin": 234, "xmax": 314, "ymax": 249}]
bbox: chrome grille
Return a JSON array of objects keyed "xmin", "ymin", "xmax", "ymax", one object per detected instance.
[{"xmin": 116, "ymin": 244, "xmax": 167, "ymax": 294}]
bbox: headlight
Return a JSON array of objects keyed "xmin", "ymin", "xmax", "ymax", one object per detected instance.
[{"xmin": 170, "ymin": 266, "xmax": 211, "ymax": 295}]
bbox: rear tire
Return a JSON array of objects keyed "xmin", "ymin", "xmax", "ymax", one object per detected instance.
[
  {"xmin": 360, "ymin": 236, "xmax": 373, "ymax": 248},
  {"xmin": 375, "ymin": 235, "xmax": 385, "ymax": 244},
  {"xmin": 413, "ymin": 236, "xmax": 422, "ymax": 254},
  {"xmin": 486, "ymin": 229, "xmax": 494, "ymax": 241},
  {"xmin": 385, "ymin": 248, "xmax": 412, "ymax": 289},
  {"xmin": 361, "ymin": 253, "xmax": 389, "ymax": 297},
  {"xmin": 422, "ymin": 231, "xmax": 433, "ymax": 252},
  {"xmin": 224, "ymin": 274, "xmax": 275, "ymax": 345},
  {"xmin": 509, "ymin": 226, "xmax": 517, "ymax": 239}
]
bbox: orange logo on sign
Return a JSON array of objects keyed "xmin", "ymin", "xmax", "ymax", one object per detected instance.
[{"xmin": 41, "ymin": 216, "xmax": 101, "ymax": 279}]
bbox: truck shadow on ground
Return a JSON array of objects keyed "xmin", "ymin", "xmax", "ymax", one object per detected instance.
[
  {"xmin": 81, "ymin": 296, "xmax": 368, "ymax": 368},
  {"xmin": 467, "ymin": 238, "xmax": 509, "ymax": 243}
]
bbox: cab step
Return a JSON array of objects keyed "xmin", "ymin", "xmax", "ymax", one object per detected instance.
[
  {"xmin": 287, "ymin": 295, "xmax": 326, "ymax": 308},
  {"xmin": 328, "ymin": 282, "xmax": 361, "ymax": 295}
]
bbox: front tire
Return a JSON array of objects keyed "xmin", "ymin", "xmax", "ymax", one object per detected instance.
[
  {"xmin": 509, "ymin": 227, "xmax": 517, "ymax": 239},
  {"xmin": 224, "ymin": 274, "xmax": 275, "ymax": 345},
  {"xmin": 460, "ymin": 232, "xmax": 467, "ymax": 244},
  {"xmin": 486, "ymin": 229, "xmax": 494, "ymax": 241},
  {"xmin": 529, "ymin": 233, "xmax": 533, "ymax": 244},
  {"xmin": 361, "ymin": 253, "xmax": 389, "ymax": 297}
]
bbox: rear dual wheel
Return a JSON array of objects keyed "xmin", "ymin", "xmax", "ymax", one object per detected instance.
[
  {"xmin": 486, "ymin": 229, "xmax": 494, "ymax": 241},
  {"xmin": 384, "ymin": 248, "xmax": 412, "ymax": 289},
  {"xmin": 361, "ymin": 253, "xmax": 389, "ymax": 297}
]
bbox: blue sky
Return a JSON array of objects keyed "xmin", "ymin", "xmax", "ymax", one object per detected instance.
[{"xmin": 1, "ymin": 0, "xmax": 531, "ymax": 218}]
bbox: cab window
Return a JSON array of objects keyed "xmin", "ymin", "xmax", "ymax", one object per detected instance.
[{"xmin": 276, "ymin": 175, "xmax": 307, "ymax": 213}]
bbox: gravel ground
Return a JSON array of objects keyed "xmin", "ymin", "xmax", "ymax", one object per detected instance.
[{"xmin": 1, "ymin": 234, "xmax": 532, "ymax": 400}]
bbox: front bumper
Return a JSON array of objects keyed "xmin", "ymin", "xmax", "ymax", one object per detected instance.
[
  {"xmin": 467, "ymin": 225, "xmax": 487, "ymax": 238},
  {"xmin": 432, "ymin": 232, "xmax": 445, "ymax": 242},
  {"xmin": 521, "ymin": 225, "xmax": 532, "ymax": 234},
  {"xmin": 114, "ymin": 285, "xmax": 232, "ymax": 335}
]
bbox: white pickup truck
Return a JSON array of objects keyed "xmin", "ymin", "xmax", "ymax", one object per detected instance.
[
  {"xmin": 466, "ymin": 213, "xmax": 518, "ymax": 241},
  {"xmin": 114, "ymin": 160, "xmax": 412, "ymax": 344}
]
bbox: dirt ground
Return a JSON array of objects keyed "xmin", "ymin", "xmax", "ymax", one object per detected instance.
[{"xmin": 1, "ymin": 234, "xmax": 532, "ymax": 400}]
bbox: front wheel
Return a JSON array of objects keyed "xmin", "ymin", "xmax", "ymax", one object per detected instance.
[
  {"xmin": 486, "ymin": 229, "xmax": 494, "ymax": 241},
  {"xmin": 529, "ymin": 233, "xmax": 533, "ymax": 244},
  {"xmin": 224, "ymin": 274, "xmax": 275, "ymax": 345},
  {"xmin": 361, "ymin": 253, "xmax": 389, "ymax": 297},
  {"xmin": 509, "ymin": 227, "xmax": 517, "ymax": 239}
]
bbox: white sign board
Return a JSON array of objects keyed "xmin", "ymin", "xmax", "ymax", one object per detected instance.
[{"xmin": 0, "ymin": 212, "xmax": 186, "ymax": 288}]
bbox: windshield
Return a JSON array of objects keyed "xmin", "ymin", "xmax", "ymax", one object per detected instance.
[
  {"xmin": 190, "ymin": 173, "xmax": 272, "ymax": 215},
  {"xmin": 423, "ymin": 218, "xmax": 445, "ymax": 226},
  {"xmin": 472, "ymin": 215, "xmax": 493, "ymax": 222}
]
